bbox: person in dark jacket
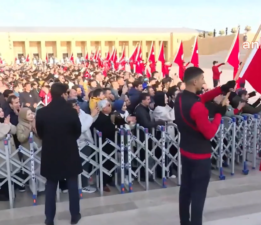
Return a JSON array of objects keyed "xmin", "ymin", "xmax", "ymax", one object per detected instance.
[
  {"xmin": 229, "ymin": 91, "xmax": 261, "ymax": 114},
  {"xmin": 36, "ymin": 83, "xmax": 82, "ymax": 225},
  {"xmin": 134, "ymin": 93, "xmax": 164, "ymax": 180},
  {"xmin": 127, "ymin": 80, "xmax": 143, "ymax": 114},
  {"xmin": 91, "ymin": 99, "xmax": 116, "ymax": 192},
  {"xmin": 174, "ymin": 67, "xmax": 235, "ymax": 225},
  {"xmin": 19, "ymin": 82, "xmax": 40, "ymax": 112},
  {"xmin": 0, "ymin": 90, "xmax": 14, "ymax": 116}
]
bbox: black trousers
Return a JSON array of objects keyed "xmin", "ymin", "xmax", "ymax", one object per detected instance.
[
  {"xmin": 45, "ymin": 176, "xmax": 79, "ymax": 222},
  {"xmin": 213, "ymin": 79, "xmax": 219, "ymax": 87},
  {"xmin": 179, "ymin": 156, "xmax": 211, "ymax": 225}
]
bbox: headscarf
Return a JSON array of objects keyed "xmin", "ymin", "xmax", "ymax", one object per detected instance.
[
  {"xmin": 113, "ymin": 99, "xmax": 125, "ymax": 114},
  {"xmin": 18, "ymin": 107, "xmax": 31, "ymax": 130},
  {"xmin": 154, "ymin": 91, "xmax": 166, "ymax": 108}
]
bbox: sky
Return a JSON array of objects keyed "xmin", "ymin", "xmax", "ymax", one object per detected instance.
[{"xmin": 0, "ymin": 0, "xmax": 259, "ymax": 33}]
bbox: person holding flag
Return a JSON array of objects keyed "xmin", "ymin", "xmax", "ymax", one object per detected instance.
[{"xmin": 212, "ymin": 61, "xmax": 225, "ymax": 87}]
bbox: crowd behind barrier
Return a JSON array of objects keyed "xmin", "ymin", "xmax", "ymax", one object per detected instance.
[{"xmin": 0, "ymin": 113, "xmax": 260, "ymax": 209}]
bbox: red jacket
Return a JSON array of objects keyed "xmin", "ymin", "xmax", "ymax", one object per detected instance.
[
  {"xmin": 164, "ymin": 64, "xmax": 172, "ymax": 76},
  {"xmin": 39, "ymin": 90, "xmax": 52, "ymax": 105},
  {"xmin": 150, "ymin": 63, "xmax": 156, "ymax": 73},
  {"xmin": 175, "ymin": 87, "xmax": 222, "ymax": 160},
  {"xmin": 212, "ymin": 63, "xmax": 224, "ymax": 80}
]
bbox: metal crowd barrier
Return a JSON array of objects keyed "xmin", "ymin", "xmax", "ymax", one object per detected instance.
[
  {"xmin": 3, "ymin": 113, "xmax": 260, "ymax": 209},
  {"xmin": 211, "ymin": 113, "xmax": 261, "ymax": 180}
]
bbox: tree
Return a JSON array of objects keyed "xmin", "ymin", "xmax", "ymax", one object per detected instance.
[
  {"xmin": 198, "ymin": 32, "xmax": 203, "ymax": 37},
  {"xmin": 231, "ymin": 27, "xmax": 237, "ymax": 33},
  {"xmin": 207, "ymin": 31, "xmax": 213, "ymax": 36},
  {"xmin": 245, "ymin": 26, "xmax": 251, "ymax": 32},
  {"xmin": 219, "ymin": 30, "xmax": 225, "ymax": 36}
]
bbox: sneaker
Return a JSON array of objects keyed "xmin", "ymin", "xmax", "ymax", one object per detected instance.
[
  {"xmin": 103, "ymin": 186, "xmax": 111, "ymax": 192},
  {"xmin": 60, "ymin": 189, "xmax": 68, "ymax": 193},
  {"xmin": 169, "ymin": 175, "xmax": 176, "ymax": 178},
  {"xmin": 82, "ymin": 186, "xmax": 96, "ymax": 194},
  {"xmin": 18, "ymin": 186, "xmax": 26, "ymax": 193},
  {"xmin": 71, "ymin": 213, "xmax": 81, "ymax": 224}
]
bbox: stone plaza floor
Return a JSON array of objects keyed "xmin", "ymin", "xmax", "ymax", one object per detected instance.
[{"xmin": 0, "ymin": 170, "xmax": 261, "ymax": 225}]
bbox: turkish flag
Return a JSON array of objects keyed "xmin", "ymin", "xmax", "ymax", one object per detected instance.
[
  {"xmin": 110, "ymin": 48, "xmax": 117, "ymax": 63},
  {"xmin": 135, "ymin": 44, "xmax": 143, "ymax": 74},
  {"xmin": 238, "ymin": 38, "xmax": 261, "ymax": 93},
  {"xmin": 96, "ymin": 50, "xmax": 102, "ymax": 68},
  {"xmin": 129, "ymin": 45, "xmax": 138, "ymax": 64},
  {"xmin": 70, "ymin": 53, "xmax": 74, "ymax": 64},
  {"xmin": 46, "ymin": 53, "xmax": 48, "ymax": 63},
  {"xmin": 26, "ymin": 54, "xmax": 30, "ymax": 62},
  {"xmin": 105, "ymin": 52, "xmax": 110, "ymax": 61},
  {"xmin": 158, "ymin": 41, "xmax": 165, "ymax": 75},
  {"xmin": 148, "ymin": 42, "xmax": 156, "ymax": 64},
  {"xmin": 191, "ymin": 37, "xmax": 199, "ymax": 67},
  {"xmin": 148, "ymin": 42, "xmax": 156, "ymax": 73},
  {"xmin": 226, "ymin": 31, "xmax": 240, "ymax": 78},
  {"xmin": 174, "ymin": 42, "xmax": 185, "ymax": 80},
  {"xmin": 85, "ymin": 52, "xmax": 89, "ymax": 60},
  {"xmin": 119, "ymin": 46, "xmax": 126, "ymax": 70},
  {"xmin": 94, "ymin": 49, "xmax": 98, "ymax": 60},
  {"xmin": 173, "ymin": 41, "xmax": 184, "ymax": 66}
]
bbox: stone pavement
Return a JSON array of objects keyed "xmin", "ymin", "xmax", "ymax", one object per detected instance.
[{"xmin": 0, "ymin": 171, "xmax": 260, "ymax": 225}]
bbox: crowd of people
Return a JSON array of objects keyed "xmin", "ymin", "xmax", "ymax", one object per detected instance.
[{"xmin": 0, "ymin": 57, "xmax": 260, "ymax": 225}]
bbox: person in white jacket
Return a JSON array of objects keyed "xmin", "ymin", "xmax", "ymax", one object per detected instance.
[
  {"xmin": 67, "ymin": 99, "xmax": 99, "ymax": 193},
  {"xmin": 152, "ymin": 91, "xmax": 176, "ymax": 178}
]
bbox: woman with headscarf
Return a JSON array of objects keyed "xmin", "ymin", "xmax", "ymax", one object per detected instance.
[
  {"xmin": 111, "ymin": 99, "xmax": 136, "ymax": 185},
  {"xmin": 111, "ymin": 99, "xmax": 136, "ymax": 130},
  {"xmin": 0, "ymin": 107, "xmax": 17, "ymax": 201},
  {"xmin": 16, "ymin": 107, "xmax": 44, "ymax": 193}
]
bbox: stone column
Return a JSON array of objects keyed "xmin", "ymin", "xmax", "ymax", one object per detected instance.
[{"xmin": 40, "ymin": 41, "xmax": 46, "ymax": 61}]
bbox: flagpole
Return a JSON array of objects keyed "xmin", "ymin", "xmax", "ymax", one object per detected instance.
[
  {"xmin": 135, "ymin": 43, "xmax": 139, "ymax": 62},
  {"xmin": 222, "ymin": 24, "xmax": 261, "ymax": 106},
  {"xmin": 224, "ymin": 30, "xmax": 239, "ymax": 63},
  {"xmin": 148, "ymin": 41, "xmax": 153, "ymax": 62},
  {"xmin": 190, "ymin": 37, "xmax": 197, "ymax": 62},
  {"xmin": 158, "ymin": 41, "xmax": 162, "ymax": 62}
]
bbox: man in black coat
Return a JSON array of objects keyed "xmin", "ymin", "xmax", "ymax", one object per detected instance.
[{"xmin": 36, "ymin": 83, "xmax": 82, "ymax": 225}]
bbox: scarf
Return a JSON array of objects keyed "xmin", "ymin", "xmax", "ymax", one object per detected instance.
[
  {"xmin": 113, "ymin": 99, "xmax": 125, "ymax": 114},
  {"xmin": 18, "ymin": 108, "xmax": 32, "ymax": 130}
]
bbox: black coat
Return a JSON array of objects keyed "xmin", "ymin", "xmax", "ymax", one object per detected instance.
[{"xmin": 36, "ymin": 97, "xmax": 82, "ymax": 181}]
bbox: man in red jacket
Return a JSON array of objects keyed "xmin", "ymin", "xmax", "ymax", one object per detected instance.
[
  {"xmin": 174, "ymin": 67, "xmax": 235, "ymax": 225},
  {"xmin": 212, "ymin": 61, "xmax": 225, "ymax": 87}
]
